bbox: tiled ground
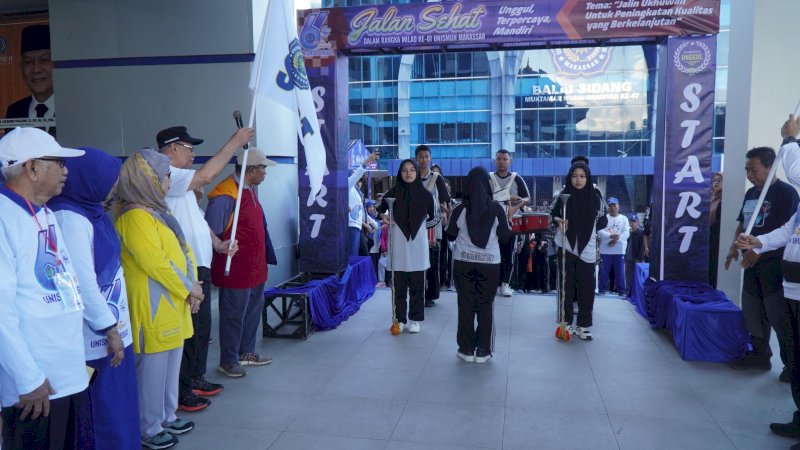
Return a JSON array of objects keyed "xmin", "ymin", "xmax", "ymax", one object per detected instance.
[{"xmin": 176, "ymin": 289, "xmax": 798, "ymax": 450}]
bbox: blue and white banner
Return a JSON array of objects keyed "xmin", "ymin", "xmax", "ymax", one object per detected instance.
[
  {"xmin": 298, "ymin": 58, "xmax": 350, "ymax": 274},
  {"xmin": 652, "ymin": 35, "xmax": 716, "ymax": 281},
  {"xmin": 251, "ymin": 0, "xmax": 326, "ymax": 206}
]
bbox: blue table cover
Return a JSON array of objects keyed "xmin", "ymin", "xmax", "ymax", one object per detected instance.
[{"xmin": 264, "ymin": 256, "xmax": 376, "ymax": 331}]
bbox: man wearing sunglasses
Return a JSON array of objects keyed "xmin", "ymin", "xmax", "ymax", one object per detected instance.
[{"xmin": 156, "ymin": 125, "xmax": 252, "ymax": 413}]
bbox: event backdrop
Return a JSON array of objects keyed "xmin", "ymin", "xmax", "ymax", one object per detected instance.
[
  {"xmin": 297, "ymin": 0, "xmax": 720, "ymax": 275},
  {"xmin": 651, "ymin": 34, "xmax": 716, "ymax": 281}
]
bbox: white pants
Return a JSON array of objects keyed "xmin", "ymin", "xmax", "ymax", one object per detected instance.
[{"xmin": 135, "ymin": 346, "xmax": 182, "ymax": 438}]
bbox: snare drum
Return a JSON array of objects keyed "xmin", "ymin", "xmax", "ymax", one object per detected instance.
[
  {"xmin": 520, "ymin": 212, "xmax": 550, "ymax": 233},
  {"xmin": 511, "ymin": 214, "xmax": 526, "ymax": 234}
]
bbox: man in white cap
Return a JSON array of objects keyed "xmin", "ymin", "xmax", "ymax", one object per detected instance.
[
  {"xmin": 0, "ymin": 127, "xmax": 121, "ymax": 449},
  {"xmin": 205, "ymin": 149, "xmax": 277, "ymax": 378},
  {"xmin": 157, "ymin": 125, "xmax": 251, "ymax": 412},
  {"xmin": 598, "ymin": 197, "xmax": 629, "ymax": 295}
]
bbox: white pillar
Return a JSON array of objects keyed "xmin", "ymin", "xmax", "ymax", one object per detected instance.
[{"xmin": 718, "ymin": 0, "xmax": 800, "ymax": 304}]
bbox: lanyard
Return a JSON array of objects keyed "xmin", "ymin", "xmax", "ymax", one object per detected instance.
[{"xmin": 23, "ymin": 197, "xmax": 61, "ymax": 267}]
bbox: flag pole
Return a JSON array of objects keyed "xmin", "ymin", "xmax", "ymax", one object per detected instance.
[
  {"xmin": 225, "ymin": 3, "xmax": 271, "ymax": 277},
  {"xmin": 743, "ymin": 100, "xmax": 800, "ymax": 236}
]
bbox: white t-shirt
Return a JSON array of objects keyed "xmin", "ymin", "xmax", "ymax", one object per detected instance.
[
  {"xmin": 385, "ymin": 218, "xmax": 430, "ymax": 272},
  {"xmin": 451, "ymin": 207, "xmax": 502, "ymax": 264},
  {"xmin": 598, "ymin": 214, "xmax": 630, "ymax": 256},
  {"xmin": 0, "ymin": 193, "xmax": 88, "ymax": 407},
  {"xmin": 166, "ymin": 166, "xmax": 213, "ymax": 267},
  {"xmin": 54, "ymin": 211, "xmax": 133, "ymax": 360}
]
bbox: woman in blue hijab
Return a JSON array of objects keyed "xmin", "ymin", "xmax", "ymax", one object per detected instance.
[{"xmin": 50, "ymin": 147, "xmax": 140, "ymax": 450}]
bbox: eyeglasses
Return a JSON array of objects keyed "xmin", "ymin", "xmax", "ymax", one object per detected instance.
[
  {"xmin": 37, "ymin": 158, "xmax": 66, "ymax": 168},
  {"xmin": 174, "ymin": 143, "xmax": 194, "ymax": 151}
]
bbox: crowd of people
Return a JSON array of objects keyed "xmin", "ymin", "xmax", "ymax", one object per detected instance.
[
  {"xmin": 7, "ymin": 115, "xmax": 800, "ymax": 449},
  {"xmin": 0, "ymin": 125, "xmax": 278, "ymax": 450}
]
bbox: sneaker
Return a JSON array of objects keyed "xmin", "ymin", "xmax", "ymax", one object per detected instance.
[
  {"xmin": 771, "ymin": 412, "xmax": 800, "ymax": 437},
  {"xmin": 408, "ymin": 320, "xmax": 421, "ymax": 333},
  {"xmin": 475, "ymin": 350, "xmax": 492, "ymax": 364},
  {"xmin": 239, "ymin": 352, "xmax": 272, "ymax": 366},
  {"xmin": 457, "ymin": 349, "xmax": 475, "ymax": 363},
  {"xmin": 217, "ymin": 362, "xmax": 247, "ymax": 378},
  {"xmin": 566, "ymin": 324, "xmax": 577, "ymax": 335},
  {"xmin": 425, "ymin": 299, "xmax": 436, "ymax": 307},
  {"xmin": 192, "ymin": 376, "xmax": 223, "ymax": 397},
  {"xmin": 729, "ymin": 352, "xmax": 771, "ymax": 371},
  {"xmin": 781, "ymin": 367, "xmax": 791, "ymax": 383},
  {"xmin": 576, "ymin": 326, "xmax": 593, "ymax": 341},
  {"xmin": 395, "ymin": 322, "xmax": 405, "ymax": 332},
  {"xmin": 163, "ymin": 418, "xmax": 194, "ymax": 435},
  {"xmin": 141, "ymin": 430, "xmax": 178, "ymax": 449},
  {"xmin": 177, "ymin": 392, "xmax": 210, "ymax": 412},
  {"xmin": 501, "ymin": 283, "xmax": 513, "ymax": 297}
]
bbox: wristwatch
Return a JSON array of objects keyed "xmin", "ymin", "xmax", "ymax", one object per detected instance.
[{"xmin": 783, "ymin": 135, "xmax": 797, "ymax": 146}]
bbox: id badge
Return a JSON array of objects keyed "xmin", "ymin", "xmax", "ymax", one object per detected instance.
[{"xmin": 53, "ymin": 271, "xmax": 84, "ymax": 313}]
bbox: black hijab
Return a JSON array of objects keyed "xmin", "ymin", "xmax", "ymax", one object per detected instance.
[
  {"xmin": 463, "ymin": 166, "xmax": 496, "ymax": 249},
  {"xmin": 562, "ymin": 162, "xmax": 598, "ymax": 255},
  {"xmin": 385, "ymin": 159, "xmax": 432, "ymax": 241}
]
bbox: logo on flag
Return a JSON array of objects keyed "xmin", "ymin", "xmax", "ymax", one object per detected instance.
[{"xmin": 278, "ymin": 39, "xmax": 310, "ymax": 91}]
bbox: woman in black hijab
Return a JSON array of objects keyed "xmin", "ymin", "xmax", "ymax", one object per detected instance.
[
  {"xmin": 376, "ymin": 159, "xmax": 435, "ymax": 333},
  {"xmin": 551, "ymin": 162, "xmax": 607, "ymax": 340},
  {"xmin": 445, "ymin": 166, "xmax": 512, "ymax": 363}
]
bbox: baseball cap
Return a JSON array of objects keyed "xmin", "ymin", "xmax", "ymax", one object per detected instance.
[
  {"xmin": 0, "ymin": 127, "xmax": 84, "ymax": 168},
  {"xmin": 156, "ymin": 126, "xmax": 204, "ymax": 148},
  {"xmin": 607, "ymin": 197, "xmax": 619, "ymax": 205},
  {"xmin": 629, "ymin": 214, "xmax": 639, "ymax": 222},
  {"xmin": 21, "ymin": 25, "xmax": 50, "ymax": 54},
  {"xmin": 237, "ymin": 149, "xmax": 277, "ymax": 167}
]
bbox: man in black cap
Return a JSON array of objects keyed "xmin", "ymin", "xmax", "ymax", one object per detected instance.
[
  {"xmin": 158, "ymin": 125, "xmax": 253, "ymax": 411},
  {"xmin": 5, "ymin": 25, "xmax": 56, "ymax": 137}
]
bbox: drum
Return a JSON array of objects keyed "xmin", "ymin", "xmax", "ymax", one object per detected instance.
[
  {"xmin": 513, "ymin": 212, "xmax": 550, "ymax": 234},
  {"xmin": 511, "ymin": 214, "xmax": 525, "ymax": 234}
]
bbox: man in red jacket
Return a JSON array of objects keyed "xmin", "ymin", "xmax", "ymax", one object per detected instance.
[{"xmin": 206, "ymin": 149, "xmax": 277, "ymax": 378}]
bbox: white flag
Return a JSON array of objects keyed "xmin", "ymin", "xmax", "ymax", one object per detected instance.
[{"xmin": 251, "ymin": 0, "xmax": 326, "ymax": 206}]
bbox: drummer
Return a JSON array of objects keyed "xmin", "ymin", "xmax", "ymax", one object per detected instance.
[{"xmin": 490, "ymin": 149, "xmax": 530, "ymax": 297}]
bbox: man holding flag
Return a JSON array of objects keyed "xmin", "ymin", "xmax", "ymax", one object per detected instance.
[{"xmin": 206, "ymin": 149, "xmax": 277, "ymax": 378}]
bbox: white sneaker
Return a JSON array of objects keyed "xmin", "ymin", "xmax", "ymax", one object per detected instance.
[
  {"xmin": 576, "ymin": 326, "xmax": 593, "ymax": 341},
  {"xmin": 396, "ymin": 322, "xmax": 405, "ymax": 332},
  {"xmin": 408, "ymin": 321, "xmax": 421, "ymax": 333},
  {"xmin": 501, "ymin": 283, "xmax": 513, "ymax": 297},
  {"xmin": 474, "ymin": 353, "xmax": 492, "ymax": 364},
  {"xmin": 457, "ymin": 350, "xmax": 475, "ymax": 363}
]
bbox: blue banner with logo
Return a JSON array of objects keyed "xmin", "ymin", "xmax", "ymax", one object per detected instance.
[
  {"xmin": 298, "ymin": 57, "xmax": 350, "ymax": 274},
  {"xmin": 652, "ymin": 35, "xmax": 716, "ymax": 281}
]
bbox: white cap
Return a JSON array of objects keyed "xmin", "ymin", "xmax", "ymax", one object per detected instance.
[{"xmin": 0, "ymin": 127, "xmax": 84, "ymax": 167}]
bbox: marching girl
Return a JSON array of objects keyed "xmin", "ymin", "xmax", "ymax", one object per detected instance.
[
  {"xmin": 551, "ymin": 162, "xmax": 607, "ymax": 341},
  {"xmin": 376, "ymin": 159, "xmax": 435, "ymax": 333},
  {"xmin": 445, "ymin": 166, "xmax": 512, "ymax": 363}
]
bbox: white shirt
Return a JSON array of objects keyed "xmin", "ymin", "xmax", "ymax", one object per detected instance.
[
  {"xmin": 452, "ymin": 209, "xmax": 502, "ymax": 264},
  {"xmin": 54, "ymin": 211, "xmax": 133, "ymax": 360},
  {"xmin": 385, "ymin": 218, "xmax": 430, "ymax": 272},
  {"xmin": 166, "ymin": 166, "xmax": 213, "ymax": 267},
  {"xmin": 598, "ymin": 214, "xmax": 630, "ymax": 256},
  {"xmin": 0, "ymin": 193, "xmax": 87, "ymax": 407},
  {"xmin": 348, "ymin": 165, "xmax": 367, "ymax": 229},
  {"xmin": 26, "ymin": 94, "xmax": 55, "ymax": 119}
]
